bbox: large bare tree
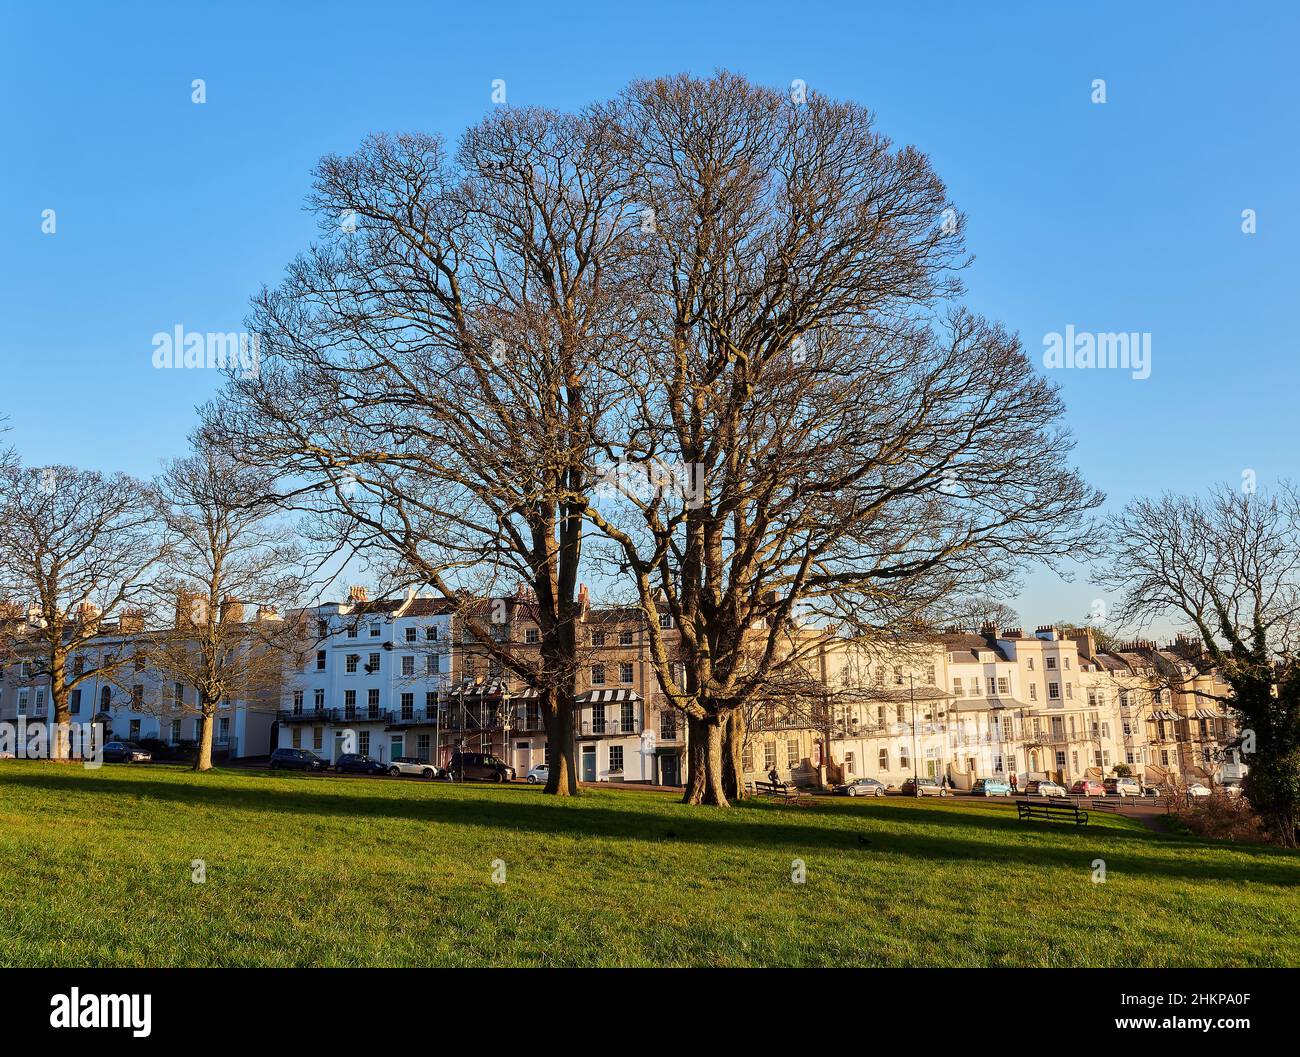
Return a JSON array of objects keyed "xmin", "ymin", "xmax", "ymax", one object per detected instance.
[
  {"xmin": 583, "ymin": 73, "xmax": 1102, "ymax": 805},
  {"xmin": 1105, "ymin": 484, "xmax": 1300, "ymax": 845},
  {"xmin": 137, "ymin": 449, "xmax": 308, "ymax": 772},
  {"xmin": 207, "ymin": 108, "xmax": 641, "ymax": 794},
  {"xmin": 0, "ymin": 465, "xmax": 164, "ymax": 759}
]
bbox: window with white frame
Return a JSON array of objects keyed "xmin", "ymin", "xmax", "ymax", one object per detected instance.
[
  {"xmin": 1048, "ymin": 682, "xmax": 1060, "ymax": 700},
  {"xmin": 878, "ymin": 748, "xmax": 889, "ymax": 770},
  {"xmin": 591, "ymin": 664, "xmax": 605, "ymax": 685},
  {"xmin": 525, "ymin": 628, "xmax": 539, "ymax": 644},
  {"xmin": 763, "ymin": 742, "xmax": 777, "ymax": 770},
  {"xmin": 314, "ymin": 689, "xmax": 325, "ymax": 710},
  {"xmin": 608, "ymin": 745, "xmax": 624, "ymax": 772},
  {"xmin": 786, "ymin": 739, "xmax": 799, "ymax": 767},
  {"xmin": 345, "ymin": 654, "xmax": 359, "ymax": 674},
  {"xmin": 619, "ymin": 662, "xmax": 634, "ymax": 683},
  {"xmin": 619, "ymin": 630, "xmax": 634, "ymax": 646},
  {"xmin": 401, "ymin": 656, "xmax": 415, "ymax": 676},
  {"xmin": 952, "ymin": 678, "xmax": 964, "ymax": 697},
  {"xmin": 405, "ymin": 627, "xmax": 417, "ymax": 643}
]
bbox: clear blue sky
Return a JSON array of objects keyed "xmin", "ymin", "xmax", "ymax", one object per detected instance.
[{"xmin": 2, "ymin": 1, "xmax": 1296, "ymax": 628}]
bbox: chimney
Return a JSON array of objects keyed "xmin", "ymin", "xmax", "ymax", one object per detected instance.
[
  {"xmin": 979, "ymin": 622, "xmax": 1001, "ymax": 638},
  {"xmin": 175, "ymin": 588, "xmax": 206, "ymax": 627},
  {"xmin": 1034, "ymin": 625, "xmax": 1058, "ymax": 641},
  {"xmin": 577, "ymin": 583, "xmax": 590, "ymax": 618},
  {"xmin": 1065, "ymin": 626, "xmax": 1096, "ymax": 658},
  {"xmin": 1002, "ymin": 627, "xmax": 1023, "ymax": 638},
  {"xmin": 220, "ymin": 597, "xmax": 246, "ymax": 624},
  {"xmin": 348, "ymin": 585, "xmax": 369, "ymax": 604},
  {"xmin": 257, "ymin": 605, "xmax": 282, "ymax": 622},
  {"xmin": 76, "ymin": 602, "xmax": 102, "ymax": 624},
  {"xmin": 119, "ymin": 608, "xmax": 145, "ymax": 634}
]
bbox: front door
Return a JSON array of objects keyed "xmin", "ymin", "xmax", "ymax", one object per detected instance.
[
  {"xmin": 661, "ymin": 754, "xmax": 679, "ymax": 786},
  {"xmin": 390, "ymin": 736, "xmax": 403, "ymax": 762},
  {"xmin": 514, "ymin": 740, "xmax": 530, "ymax": 775},
  {"xmin": 581, "ymin": 745, "xmax": 597, "ymax": 782}
]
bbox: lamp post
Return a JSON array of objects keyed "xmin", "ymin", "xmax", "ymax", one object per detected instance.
[
  {"xmin": 909, "ymin": 672, "xmax": 919, "ymax": 790},
  {"xmin": 501, "ymin": 688, "xmax": 513, "ymax": 775}
]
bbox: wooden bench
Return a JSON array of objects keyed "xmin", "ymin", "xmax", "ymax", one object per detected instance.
[
  {"xmin": 1016, "ymin": 798, "xmax": 1089, "ymax": 827},
  {"xmin": 752, "ymin": 780, "xmax": 814, "ymax": 806}
]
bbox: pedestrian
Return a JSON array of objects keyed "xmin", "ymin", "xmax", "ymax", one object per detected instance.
[{"xmin": 1009, "ymin": 772, "xmax": 1018, "ymax": 793}]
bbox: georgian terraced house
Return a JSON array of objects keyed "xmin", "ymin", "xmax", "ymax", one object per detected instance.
[
  {"xmin": 742, "ymin": 623, "xmax": 1247, "ymax": 792},
  {"xmin": 1, "ymin": 591, "xmax": 1246, "ymax": 796}
]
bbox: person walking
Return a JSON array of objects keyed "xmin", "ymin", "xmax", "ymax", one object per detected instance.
[{"xmin": 1009, "ymin": 771, "xmax": 1018, "ymax": 793}]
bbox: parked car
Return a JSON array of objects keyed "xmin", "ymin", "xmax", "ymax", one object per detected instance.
[
  {"xmin": 971, "ymin": 777, "xmax": 1012, "ymax": 796},
  {"xmin": 334, "ymin": 753, "xmax": 388, "ymax": 776},
  {"xmin": 1186, "ymin": 783, "xmax": 1213, "ymax": 798},
  {"xmin": 448, "ymin": 751, "xmax": 515, "ymax": 782},
  {"xmin": 901, "ymin": 776, "xmax": 949, "ymax": 797},
  {"xmin": 1023, "ymin": 779, "xmax": 1067, "ymax": 797},
  {"xmin": 837, "ymin": 777, "xmax": 887, "ymax": 797},
  {"xmin": 1141, "ymin": 784, "xmax": 1166, "ymax": 798},
  {"xmin": 388, "ymin": 756, "xmax": 442, "ymax": 779},
  {"xmin": 102, "ymin": 741, "xmax": 152, "ymax": 764},
  {"xmin": 1222, "ymin": 781, "xmax": 1245, "ymax": 798},
  {"xmin": 1104, "ymin": 776, "xmax": 1142, "ymax": 797},
  {"xmin": 525, "ymin": 764, "xmax": 550, "ymax": 785},
  {"xmin": 1069, "ymin": 779, "xmax": 1106, "ymax": 796},
  {"xmin": 269, "ymin": 747, "xmax": 329, "ymax": 772}
]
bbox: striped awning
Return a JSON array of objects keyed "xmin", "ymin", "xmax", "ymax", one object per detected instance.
[
  {"xmin": 576, "ymin": 688, "xmax": 642, "ymax": 704},
  {"xmin": 448, "ymin": 681, "xmax": 538, "ymax": 699},
  {"xmin": 1152, "ymin": 710, "xmax": 1179, "ymax": 721},
  {"xmin": 1194, "ymin": 708, "xmax": 1220, "ymax": 719}
]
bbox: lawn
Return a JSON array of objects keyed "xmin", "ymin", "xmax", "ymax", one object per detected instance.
[{"xmin": 1, "ymin": 760, "xmax": 1297, "ymax": 967}]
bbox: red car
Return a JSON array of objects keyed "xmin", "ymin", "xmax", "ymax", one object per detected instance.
[{"xmin": 1069, "ymin": 779, "xmax": 1105, "ymax": 796}]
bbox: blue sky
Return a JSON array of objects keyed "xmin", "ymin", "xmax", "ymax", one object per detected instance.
[{"xmin": 1, "ymin": 1, "xmax": 1296, "ymax": 628}]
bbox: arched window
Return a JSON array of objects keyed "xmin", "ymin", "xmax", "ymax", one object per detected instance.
[{"xmin": 99, "ymin": 686, "xmax": 111, "ymax": 711}]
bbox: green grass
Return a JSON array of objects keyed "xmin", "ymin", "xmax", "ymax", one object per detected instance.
[{"xmin": 1, "ymin": 760, "xmax": 1297, "ymax": 967}]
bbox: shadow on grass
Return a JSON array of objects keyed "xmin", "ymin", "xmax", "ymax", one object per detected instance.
[{"xmin": 4, "ymin": 768, "xmax": 1297, "ymax": 888}]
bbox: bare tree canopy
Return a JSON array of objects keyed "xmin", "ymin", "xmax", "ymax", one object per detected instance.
[
  {"xmin": 207, "ymin": 109, "xmax": 643, "ymax": 794},
  {"xmin": 0, "ymin": 465, "xmax": 164, "ymax": 758},
  {"xmin": 137, "ymin": 448, "xmax": 309, "ymax": 772},
  {"xmin": 581, "ymin": 72, "xmax": 1103, "ymax": 804},
  {"xmin": 1105, "ymin": 483, "xmax": 1300, "ymax": 844}
]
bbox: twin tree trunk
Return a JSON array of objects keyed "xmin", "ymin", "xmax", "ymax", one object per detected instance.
[
  {"xmin": 542, "ymin": 686, "xmax": 580, "ymax": 796},
  {"xmin": 683, "ymin": 709, "xmax": 747, "ymax": 806}
]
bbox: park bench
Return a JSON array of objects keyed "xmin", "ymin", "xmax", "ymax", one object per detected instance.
[
  {"xmin": 1016, "ymin": 798, "xmax": 1089, "ymax": 827},
  {"xmin": 751, "ymin": 780, "xmax": 814, "ymax": 806}
]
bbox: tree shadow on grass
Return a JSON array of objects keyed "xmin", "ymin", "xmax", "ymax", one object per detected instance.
[{"xmin": 4, "ymin": 768, "xmax": 1297, "ymax": 890}]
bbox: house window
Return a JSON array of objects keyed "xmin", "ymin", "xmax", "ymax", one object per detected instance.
[
  {"xmin": 1048, "ymin": 682, "xmax": 1060, "ymax": 700},
  {"xmin": 367, "ymin": 653, "xmax": 380, "ymax": 672},
  {"xmin": 899, "ymin": 746, "xmax": 910, "ymax": 769},
  {"xmin": 896, "ymin": 704, "xmax": 905, "ymax": 723},
  {"xmin": 316, "ymin": 650, "xmax": 327, "ymax": 670},
  {"xmin": 425, "ymin": 625, "xmax": 438, "ymax": 641},
  {"xmin": 218, "ymin": 717, "xmax": 230, "ymax": 742},
  {"xmin": 763, "ymin": 742, "xmax": 777, "ymax": 770},
  {"xmin": 987, "ymin": 677, "xmax": 997, "ymax": 696},
  {"xmin": 359, "ymin": 730, "xmax": 370, "ymax": 754},
  {"xmin": 894, "ymin": 666, "xmax": 904, "ymax": 685},
  {"xmin": 1027, "ymin": 657, "xmax": 1035, "ymax": 670},
  {"xmin": 742, "ymin": 744, "xmax": 753, "ymax": 772},
  {"xmin": 1029, "ymin": 683, "xmax": 1037, "ymax": 701},
  {"xmin": 69, "ymin": 688, "xmax": 82, "ymax": 715},
  {"xmin": 952, "ymin": 678, "xmax": 964, "ymax": 697},
  {"xmin": 926, "ymin": 666, "xmax": 936, "ymax": 686},
  {"xmin": 426, "ymin": 691, "xmax": 437, "ymax": 714},
  {"xmin": 314, "ymin": 689, "xmax": 325, "ymax": 710},
  {"xmin": 591, "ymin": 631, "xmax": 606, "ymax": 647},
  {"xmin": 591, "ymin": 705, "xmax": 606, "ymax": 734},
  {"xmin": 426, "ymin": 654, "xmax": 439, "ymax": 675},
  {"xmin": 170, "ymin": 719, "xmax": 181, "ymax": 743},
  {"xmin": 621, "ymin": 702, "xmax": 635, "ymax": 731},
  {"xmin": 292, "ymin": 727, "xmax": 302, "ymax": 748},
  {"xmin": 417, "ymin": 734, "xmax": 431, "ymax": 760},
  {"xmin": 367, "ymin": 689, "xmax": 380, "ymax": 716},
  {"xmin": 1071, "ymin": 751, "xmax": 1079, "ymax": 771},
  {"xmin": 405, "ymin": 627, "xmax": 417, "ymax": 642},
  {"xmin": 292, "ymin": 690, "xmax": 304, "ymax": 715},
  {"xmin": 619, "ymin": 630, "xmax": 634, "ymax": 646},
  {"xmin": 786, "ymin": 739, "xmax": 799, "ymax": 767},
  {"xmin": 878, "ymin": 748, "xmax": 889, "ymax": 770},
  {"xmin": 659, "ymin": 614, "xmax": 673, "ymax": 629},
  {"xmin": 369, "ymin": 622, "xmax": 381, "ymax": 637},
  {"xmin": 345, "ymin": 690, "xmax": 356, "ymax": 713},
  {"xmin": 660, "ymin": 711, "xmax": 677, "ymax": 740},
  {"xmin": 1007, "ymin": 754, "xmax": 1017, "ymax": 773},
  {"xmin": 620, "ymin": 662, "xmax": 634, "ymax": 684},
  {"xmin": 345, "ymin": 654, "xmax": 359, "ymax": 674},
  {"xmin": 401, "ymin": 693, "xmax": 414, "ymax": 720},
  {"xmin": 1064, "ymin": 683, "xmax": 1073, "ymax": 699},
  {"xmin": 591, "ymin": 664, "xmax": 606, "ymax": 685},
  {"xmin": 997, "ymin": 676, "xmax": 1010, "ymax": 695},
  {"xmin": 132, "ymin": 685, "xmax": 143, "ymax": 709},
  {"xmin": 1055, "ymin": 750, "xmax": 1066, "ymax": 768},
  {"xmin": 844, "ymin": 752, "xmax": 855, "ymax": 775},
  {"xmin": 1046, "ymin": 656, "xmax": 1057, "ymax": 670},
  {"xmin": 994, "ymin": 754, "xmax": 1003, "ymax": 773},
  {"xmin": 17, "ymin": 689, "xmax": 28, "ymax": 715},
  {"xmin": 1064, "ymin": 656, "xmax": 1071, "ymax": 669},
  {"xmin": 401, "ymin": 656, "xmax": 415, "ymax": 676},
  {"xmin": 525, "ymin": 628, "xmax": 539, "ymax": 644},
  {"xmin": 608, "ymin": 745, "xmax": 624, "ymax": 772}
]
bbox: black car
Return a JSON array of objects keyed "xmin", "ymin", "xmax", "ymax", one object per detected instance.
[
  {"xmin": 102, "ymin": 740, "xmax": 152, "ymax": 763},
  {"xmin": 334, "ymin": 753, "xmax": 387, "ymax": 775},
  {"xmin": 448, "ymin": 751, "xmax": 516, "ymax": 782},
  {"xmin": 270, "ymin": 747, "xmax": 329, "ymax": 771}
]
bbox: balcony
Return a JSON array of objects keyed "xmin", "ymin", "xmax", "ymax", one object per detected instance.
[{"xmin": 579, "ymin": 719, "xmax": 641, "ymax": 738}]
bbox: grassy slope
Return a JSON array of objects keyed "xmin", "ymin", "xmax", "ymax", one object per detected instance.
[{"xmin": 1, "ymin": 761, "xmax": 1296, "ymax": 967}]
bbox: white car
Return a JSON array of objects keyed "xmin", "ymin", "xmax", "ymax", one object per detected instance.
[
  {"xmin": 1186, "ymin": 783, "xmax": 1213, "ymax": 798},
  {"xmin": 525, "ymin": 764, "xmax": 549, "ymax": 784},
  {"xmin": 387, "ymin": 756, "xmax": 442, "ymax": 779}
]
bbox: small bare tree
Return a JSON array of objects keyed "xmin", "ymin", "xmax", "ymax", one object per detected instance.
[
  {"xmin": 1105, "ymin": 483, "xmax": 1300, "ymax": 845},
  {"xmin": 0, "ymin": 465, "xmax": 164, "ymax": 758},
  {"xmin": 136, "ymin": 449, "xmax": 308, "ymax": 772}
]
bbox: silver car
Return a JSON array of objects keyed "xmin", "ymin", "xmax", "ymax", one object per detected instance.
[{"xmin": 387, "ymin": 756, "xmax": 442, "ymax": 779}]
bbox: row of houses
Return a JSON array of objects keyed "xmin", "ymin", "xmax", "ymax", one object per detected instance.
[{"xmin": 0, "ymin": 588, "xmax": 1247, "ymax": 792}]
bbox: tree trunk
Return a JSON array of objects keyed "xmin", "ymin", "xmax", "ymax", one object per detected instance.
[
  {"xmin": 193, "ymin": 705, "xmax": 215, "ymax": 772},
  {"xmin": 49, "ymin": 652, "xmax": 72, "ymax": 761},
  {"xmin": 683, "ymin": 714, "xmax": 729, "ymax": 806},
  {"xmin": 542, "ymin": 688, "xmax": 580, "ymax": 797},
  {"xmin": 722, "ymin": 710, "xmax": 747, "ymax": 800}
]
